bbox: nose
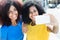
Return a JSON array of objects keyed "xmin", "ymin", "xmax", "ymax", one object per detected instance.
[
  {"xmin": 32, "ymin": 12, "xmax": 36, "ymax": 16},
  {"xmin": 12, "ymin": 11, "xmax": 17, "ymax": 15}
]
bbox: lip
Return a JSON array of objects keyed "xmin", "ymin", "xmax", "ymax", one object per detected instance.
[
  {"xmin": 12, "ymin": 15, "xmax": 17, "ymax": 18},
  {"xmin": 32, "ymin": 16, "xmax": 35, "ymax": 18},
  {"xmin": 31, "ymin": 16, "xmax": 35, "ymax": 20}
]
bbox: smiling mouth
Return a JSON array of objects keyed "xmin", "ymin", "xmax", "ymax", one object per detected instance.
[{"xmin": 12, "ymin": 15, "xmax": 17, "ymax": 18}]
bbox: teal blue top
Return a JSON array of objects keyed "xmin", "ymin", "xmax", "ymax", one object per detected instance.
[
  {"xmin": 1, "ymin": 25, "xmax": 8, "ymax": 40},
  {"xmin": 1, "ymin": 21, "xmax": 24, "ymax": 40}
]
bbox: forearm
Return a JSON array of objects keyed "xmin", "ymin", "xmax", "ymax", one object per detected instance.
[
  {"xmin": 47, "ymin": 14, "xmax": 59, "ymax": 33},
  {"xmin": 47, "ymin": 24, "xmax": 58, "ymax": 34},
  {"xmin": 52, "ymin": 24, "xmax": 59, "ymax": 33}
]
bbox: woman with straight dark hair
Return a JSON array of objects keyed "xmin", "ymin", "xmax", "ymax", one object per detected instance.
[{"xmin": 2, "ymin": 1, "xmax": 24, "ymax": 40}]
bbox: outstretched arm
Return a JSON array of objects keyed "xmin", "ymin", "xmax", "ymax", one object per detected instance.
[{"xmin": 46, "ymin": 14, "xmax": 59, "ymax": 33}]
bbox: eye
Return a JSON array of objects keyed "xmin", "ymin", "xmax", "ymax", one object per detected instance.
[
  {"xmin": 34, "ymin": 10, "xmax": 36, "ymax": 12},
  {"xmin": 8, "ymin": 11, "xmax": 12, "ymax": 13},
  {"xmin": 14, "ymin": 8, "xmax": 17, "ymax": 11}
]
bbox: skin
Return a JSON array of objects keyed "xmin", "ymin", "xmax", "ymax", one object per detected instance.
[
  {"xmin": 29, "ymin": 6, "xmax": 39, "ymax": 22},
  {"xmin": 23, "ymin": 6, "xmax": 58, "ymax": 33},
  {"xmin": 8, "ymin": 5, "xmax": 18, "ymax": 26}
]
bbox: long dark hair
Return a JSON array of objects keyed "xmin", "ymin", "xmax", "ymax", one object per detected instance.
[
  {"xmin": 2, "ymin": 1, "xmax": 22, "ymax": 26},
  {"xmin": 22, "ymin": 1, "xmax": 45, "ymax": 24}
]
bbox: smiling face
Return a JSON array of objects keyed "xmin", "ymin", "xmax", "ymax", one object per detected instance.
[
  {"xmin": 29, "ymin": 6, "xmax": 39, "ymax": 22},
  {"xmin": 8, "ymin": 5, "xmax": 18, "ymax": 21}
]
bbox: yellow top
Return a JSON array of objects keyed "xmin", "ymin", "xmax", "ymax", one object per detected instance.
[{"xmin": 26, "ymin": 24, "xmax": 50, "ymax": 40}]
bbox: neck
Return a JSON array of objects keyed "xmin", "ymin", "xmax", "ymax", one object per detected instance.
[
  {"xmin": 11, "ymin": 20, "xmax": 17, "ymax": 26},
  {"xmin": 31, "ymin": 21, "xmax": 36, "ymax": 26}
]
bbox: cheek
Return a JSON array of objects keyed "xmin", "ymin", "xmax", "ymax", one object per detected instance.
[
  {"xmin": 17, "ymin": 13, "xmax": 18, "ymax": 17},
  {"xmin": 15, "ymin": 11, "xmax": 18, "ymax": 17},
  {"xmin": 16, "ymin": 11, "xmax": 18, "ymax": 14},
  {"xmin": 9, "ymin": 13, "xmax": 12, "ymax": 18},
  {"xmin": 29, "ymin": 14, "xmax": 34, "ymax": 21},
  {"xmin": 29, "ymin": 14, "xmax": 32, "ymax": 19},
  {"xmin": 35, "ymin": 11, "xmax": 39, "ymax": 15}
]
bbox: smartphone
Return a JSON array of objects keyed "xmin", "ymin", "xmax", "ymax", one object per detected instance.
[{"xmin": 35, "ymin": 15, "xmax": 50, "ymax": 24}]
